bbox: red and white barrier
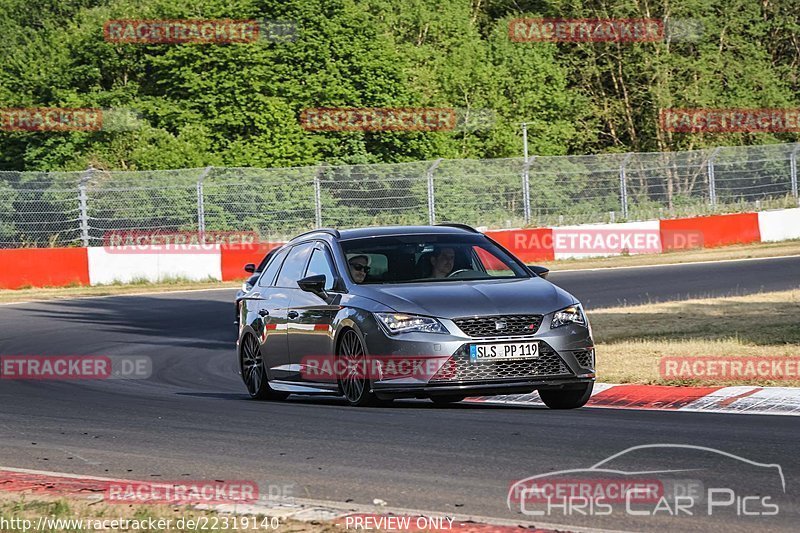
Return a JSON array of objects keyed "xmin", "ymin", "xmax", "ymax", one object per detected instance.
[
  {"xmin": 551, "ymin": 220, "xmax": 662, "ymax": 260},
  {"xmin": 658, "ymin": 212, "xmax": 761, "ymax": 250},
  {"xmin": 757, "ymin": 207, "xmax": 800, "ymax": 242},
  {"xmin": 0, "ymin": 248, "xmax": 90, "ymax": 289},
  {"xmin": 0, "ymin": 207, "xmax": 798, "ymax": 289},
  {"xmin": 86, "ymin": 246, "xmax": 224, "ymax": 285},
  {"xmin": 0, "ymin": 242, "xmax": 280, "ymax": 289},
  {"xmin": 485, "ymin": 208, "xmax": 793, "ymax": 261}
]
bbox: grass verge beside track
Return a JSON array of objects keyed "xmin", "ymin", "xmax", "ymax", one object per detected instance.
[
  {"xmin": 592, "ymin": 289, "xmax": 800, "ymax": 387},
  {"xmin": 538, "ymin": 239, "xmax": 800, "ymax": 271}
]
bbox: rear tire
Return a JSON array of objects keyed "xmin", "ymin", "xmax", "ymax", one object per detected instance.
[
  {"xmin": 539, "ymin": 383, "xmax": 593, "ymax": 409},
  {"xmin": 240, "ymin": 333, "xmax": 289, "ymax": 401},
  {"xmin": 337, "ymin": 329, "xmax": 382, "ymax": 407},
  {"xmin": 431, "ymin": 396, "xmax": 465, "ymax": 405}
]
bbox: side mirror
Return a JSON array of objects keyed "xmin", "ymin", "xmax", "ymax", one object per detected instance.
[
  {"xmin": 244, "ymin": 263, "xmax": 256, "ymax": 273},
  {"xmin": 528, "ymin": 265, "xmax": 549, "ymax": 279},
  {"xmin": 297, "ymin": 274, "xmax": 328, "ymax": 297}
]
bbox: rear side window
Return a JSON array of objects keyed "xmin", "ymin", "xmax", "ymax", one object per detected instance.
[
  {"xmin": 275, "ymin": 243, "xmax": 314, "ymax": 287},
  {"xmin": 257, "ymin": 247, "xmax": 288, "ymax": 287},
  {"xmin": 256, "ymin": 249, "xmax": 277, "ymax": 271}
]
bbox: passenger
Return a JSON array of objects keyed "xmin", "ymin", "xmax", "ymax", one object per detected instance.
[
  {"xmin": 347, "ymin": 254, "xmax": 371, "ymax": 283},
  {"xmin": 429, "ymin": 246, "xmax": 456, "ymax": 278}
]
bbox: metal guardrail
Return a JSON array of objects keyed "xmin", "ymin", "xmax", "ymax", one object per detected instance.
[{"xmin": 0, "ymin": 142, "xmax": 798, "ymax": 247}]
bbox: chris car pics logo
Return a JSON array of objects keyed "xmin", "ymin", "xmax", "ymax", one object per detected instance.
[{"xmin": 508, "ymin": 444, "xmax": 785, "ymax": 518}]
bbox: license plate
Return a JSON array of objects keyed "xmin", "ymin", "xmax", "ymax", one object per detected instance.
[{"xmin": 469, "ymin": 342, "xmax": 539, "ymax": 362}]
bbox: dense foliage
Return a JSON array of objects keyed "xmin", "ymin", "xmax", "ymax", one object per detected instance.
[{"xmin": 1, "ymin": 0, "xmax": 798, "ymax": 172}]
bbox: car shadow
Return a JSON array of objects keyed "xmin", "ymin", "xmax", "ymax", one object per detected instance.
[
  {"xmin": 174, "ymin": 392, "xmax": 540, "ymax": 409},
  {"xmin": 283, "ymin": 396, "xmax": 539, "ymax": 410},
  {"xmin": 15, "ymin": 293, "xmax": 235, "ymax": 351}
]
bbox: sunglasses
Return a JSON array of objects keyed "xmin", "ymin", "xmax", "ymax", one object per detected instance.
[{"xmin": 349, "ymin": 263, "xmax": 371, "ymax": 273}]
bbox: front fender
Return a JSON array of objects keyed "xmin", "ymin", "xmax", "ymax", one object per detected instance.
[{"xmin": 332, "ymin": 308, "xmax": 373, "ymax": 354}]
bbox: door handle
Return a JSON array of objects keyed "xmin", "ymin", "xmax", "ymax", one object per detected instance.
[
  {"xmin": 287, "ymin": 311, "xmax": 299, "ymax": 319},
  {"xmin": 258, "ymin": 309, "xmax": 269, "ymax": 317}
]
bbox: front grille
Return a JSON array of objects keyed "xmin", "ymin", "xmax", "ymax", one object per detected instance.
[
  {"xmin": 430, "ymin": 343, "xmax": 570, "ymax": 382},
  {"xmin": 574, "ymin": 349, "xmax": 594, "ymax": 369},
  {"xmin": 453, "ymin": 314, "xmax": 543, "ymax": 338}
]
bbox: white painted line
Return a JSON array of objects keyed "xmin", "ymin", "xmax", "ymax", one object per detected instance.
[
  {"xmin": 550, "ymin": 252, "xmax": 800, "ymax": 274},
  {"xmin": 0, "ymin": 286, "xmax": 238, "ymax": 306},
  {"xmin": 0, "ymin": 465, "xmax": 128, "ymax": 482}
]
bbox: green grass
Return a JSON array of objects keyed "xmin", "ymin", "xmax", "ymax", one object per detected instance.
[{"xmin": 592, "ymin": 289, "xmax": 800, "ymax": 386}]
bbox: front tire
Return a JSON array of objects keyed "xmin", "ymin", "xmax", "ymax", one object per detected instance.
[
  {"xmin": 539, "ymin": 383, "xmax": 593, "ymax": 409},
  {"xmin": 337, "ymin": 329, "xmax": 382, "ymax": 407},
  {"xmin": 240, "ymin": 333, "xmax": 289, "ymax": 401}
]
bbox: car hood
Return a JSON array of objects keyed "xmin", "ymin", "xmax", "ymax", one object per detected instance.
[{"xmin": 355, "ymin": 278, "xmax": 576, "ymax": 319}]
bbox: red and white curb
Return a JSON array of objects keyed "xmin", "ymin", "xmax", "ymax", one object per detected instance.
[
  {"xmin": 0, "ymin": 466, "xmax": 621, "ymax": 533},
  {"xmin": 466, "ymin": 384, "xmax": 800, "ymax": 415}
]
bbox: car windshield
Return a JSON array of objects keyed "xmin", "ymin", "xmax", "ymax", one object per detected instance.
[{"xmin": 339, "ymin": 233, "xmax": 530, "ymax": 284}]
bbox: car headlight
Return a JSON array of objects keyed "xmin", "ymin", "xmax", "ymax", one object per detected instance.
[
  {"xmin": 375, "ymin": 313, "xmax": 449, "ymax": 335},
  {"xmin": 241, "ymin": 282, "xmax": 253, "ymax": 293},
  {"xmin": 551, "ymin": 304, "xmax": 587, "ymax": 329}
]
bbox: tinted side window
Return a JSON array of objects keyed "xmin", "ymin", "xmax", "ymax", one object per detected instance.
[
  {"xmin": 256, "ymin": 249, "xmax": 277, "ymax": 271},
  {"xmin": 275, "ymin": 243, "xmax": 314, "ymax": 287},
  {"xmin": 257, "ymin": 248, "xmax": 288, "ymax": 287},
  {"xmin": 305, "ymin": 247, "xmax": 336, "ymax": 290}
]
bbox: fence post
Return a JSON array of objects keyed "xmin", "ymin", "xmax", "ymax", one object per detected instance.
[
  {"xmin": 790, "ymin": 144, "xmax": 800, "ymax": 202},
  {"xmin": 619, "ymin": 153, "xmax": 633, "ymax": 220},
  {"xmin": 78, "ymin": 166, "xmax": 93, "ymax": 247},
  {"xmin": 522, "ymin": 156, "xmax": 535, "ymax": 225},
  {"xmin": 426, "ymin": 158, "xmax": 443, "ymax": 225},
  {"xmin": 197, "ymin": 166, "xmax": 211, "ymax": 235},
  {"xmin": 707, "ymin": 147, "xmax": 721, "ymax": 208},
  {"xmin": 313, "ymin": 165, "xmax": 324, "ymax": 228}
]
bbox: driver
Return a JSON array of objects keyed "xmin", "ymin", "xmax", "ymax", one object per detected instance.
[
  {"xmin": 347, "ymin": 254, "xmax": 371, "ymax": 283},
  {"xmin": 429, "ymin": 246, "xmax": 456, "ymax": 278}
]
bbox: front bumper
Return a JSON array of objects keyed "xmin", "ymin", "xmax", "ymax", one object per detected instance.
[
  {"xmin": 361, "ymin": 314, "xmax": 595, "ymax": 399},
  {"xmin": 373, "ymin": 376, "xmax": 594, "ymax": 399}
]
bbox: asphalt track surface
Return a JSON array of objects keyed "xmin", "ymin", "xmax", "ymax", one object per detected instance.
[
  {"xmin": 548, "ymin": 254, "xmax": 800, "ymax": 309},
  {"xmin": 1, "ymin": 255, "xmax": 799, "ymax": 532}
]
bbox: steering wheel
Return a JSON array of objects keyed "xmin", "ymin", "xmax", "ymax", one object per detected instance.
[{"xmin": 447, "ymin": 269, "xmax": 473, "ymax": 278}]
